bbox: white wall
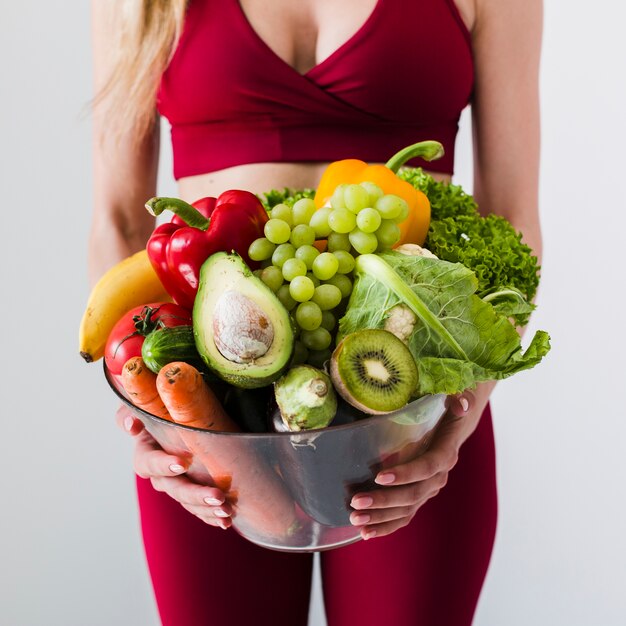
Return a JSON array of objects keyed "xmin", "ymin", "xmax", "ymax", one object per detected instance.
[{"xmin": 1, "ymin": 1, "xmax": 624, "ymax": 625}]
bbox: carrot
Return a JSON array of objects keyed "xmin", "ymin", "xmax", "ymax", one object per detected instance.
[
  {"xmin": 156, "ymin": 362, "xmax": 238, "ymax": 432},
  {"xmin": 121, "ymin": 357, "xmax": 171, "ymax": 420},
  {"xmin": 156, "ymin": 362, "xmax": 298, "ymax": 539}
]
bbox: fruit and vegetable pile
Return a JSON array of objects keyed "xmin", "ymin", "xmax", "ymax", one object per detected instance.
[{"xmin": 79, "ymin": 141, "xmax": 551, "ymax": 436}]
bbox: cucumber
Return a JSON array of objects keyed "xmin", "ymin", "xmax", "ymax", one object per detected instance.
[{"xmin": 141, "ymin": 325, "xmax": 202, "ymax": 374}]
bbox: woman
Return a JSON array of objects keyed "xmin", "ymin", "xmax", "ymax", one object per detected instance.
[{"xmin": 91, "ymin": 0, "xmax": 543, "ymax": 624}]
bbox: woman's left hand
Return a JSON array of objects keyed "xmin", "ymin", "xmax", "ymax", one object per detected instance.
[{"xmin": 349, "ymin": 387, "xmax": 491, "ymax": 540}]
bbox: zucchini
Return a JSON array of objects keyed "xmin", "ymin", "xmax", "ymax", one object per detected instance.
[{"xmin": 141, "ymin": 325, "xmax": 202, "ymax": 374}]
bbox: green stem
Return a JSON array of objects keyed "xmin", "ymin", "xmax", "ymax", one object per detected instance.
[
  {"xmin": 482, "ymin": 288, "xmax": 527, "ymax": 304},
  {"xmin": 145, "ymin": 197, "xmax": 210, "ymax": 231},
  {"xmin": 384, "ymin": 141, "xmax": 445, "ymax": 173},
  {"xmin": 355, "ymin": 254, "xmax": 468, "ymax": 360}
]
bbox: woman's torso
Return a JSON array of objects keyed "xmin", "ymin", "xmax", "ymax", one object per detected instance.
[{"xmin": 162, "ymin": 0, "xmax": 476, "ymax": 201}]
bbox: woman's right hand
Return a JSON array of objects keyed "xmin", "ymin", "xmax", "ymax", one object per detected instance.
[{"xmin": 116, "ymin": 407, "xmax": 233, "ymax": 529}]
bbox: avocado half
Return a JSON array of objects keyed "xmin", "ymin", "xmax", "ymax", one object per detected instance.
[{"xmin": 193, "ymin": 252, "xmax": 294, "ymax": 388}]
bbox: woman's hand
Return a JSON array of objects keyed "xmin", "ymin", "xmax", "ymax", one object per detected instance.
[
  {"xmin": 116, "ymin": 407, "xmax": 232, "ymax": 529},
  {"xmin": 349, "ymin": 385, "xmax": 494, "ymax": 540}
]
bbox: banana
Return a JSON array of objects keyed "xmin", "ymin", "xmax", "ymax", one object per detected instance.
[{"xmin": 79, "ymin": 249, "xmax": 171, "ymax": 363}]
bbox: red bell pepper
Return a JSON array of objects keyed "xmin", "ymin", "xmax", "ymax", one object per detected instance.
[{"xmin": 145, "ymin": 190, "xmax": 268, "ymax": 309}]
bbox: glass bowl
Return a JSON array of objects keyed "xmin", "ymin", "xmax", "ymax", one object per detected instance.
[{"xmin": 105, "ymin": 365, "xmax": 448, "ymax": 552}]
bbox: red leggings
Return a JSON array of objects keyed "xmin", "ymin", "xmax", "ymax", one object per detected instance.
[{"xmin": 136, "ymin": 405, "xmax": 497, "ymax": 626}]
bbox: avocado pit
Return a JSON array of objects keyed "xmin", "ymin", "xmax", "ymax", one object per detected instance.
[{"xmin": 213, "ymin": 290, "xmax": 274, "ymax": 363}]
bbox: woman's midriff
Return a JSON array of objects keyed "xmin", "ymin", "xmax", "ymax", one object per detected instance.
[{"xmin": 177, "ymin": 162, "xmax": 451, "ymax": 203}]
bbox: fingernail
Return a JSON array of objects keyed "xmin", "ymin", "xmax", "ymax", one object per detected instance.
[
  {"xmin": 351, "ymin": 513, "xmax": 370, "ymax": 526},
  {"xmin": 375, "ymin": 472, "xmax": 396, "ymax": 485},
  {"xmin": 214, "ymin": 509, "xmax": 230, "ymax": 518},
  {"xmin": 218, "ymin": 520, "xmax": 229, "ymax": 530},
  {"xmin": 460, "ymin": 396, "xmax": 469, "ymax": 412},
  {"xmin": 362, "ymin": 529, "xmax": 377, "ymax": 540},
  {"xmin": 351, "ymin": 495, "xmax": 374, "ymax": 509},
  {"xmin": 169, "ymin": 463, "xmax": 185, "ymax": 474},
  {"xmin": 204, "ymin": 497, "xmax": 223, "ymax": 506},
  {"xmin": 124, "ymin": 416, "xmax": 134, "ymax": 431}
]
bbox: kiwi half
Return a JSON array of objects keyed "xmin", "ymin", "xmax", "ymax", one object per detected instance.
[{"xmin": 330, "ymin": 329, "xmax": 418, "ymax": 415}]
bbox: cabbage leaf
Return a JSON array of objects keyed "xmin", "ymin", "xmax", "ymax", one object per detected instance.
[{"xmin": 339, "ymin": 253, "xmax": 550, "ymax": 396}]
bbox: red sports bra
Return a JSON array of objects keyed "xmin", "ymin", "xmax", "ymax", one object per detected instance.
[{"xmin": 157, "ymin": 0, "xmax": 473, "ymax": 179}]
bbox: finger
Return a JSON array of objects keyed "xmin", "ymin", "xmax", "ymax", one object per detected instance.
[
  {"xmin": 150, "ymin": 475, "xmax": 230, "ymax": 513},
  {"xmin": 359, "ymin": 515, "xmax": 414, "ymax": 541},
  {"xmin": 360, "ymin": 479, "xmax": 449, "ymax": 539},
  {"xmin": 374, "ymin": 420, "xmax": 461, "ymax": 486},
  {"xmin": 116, "ymin": 406, "xmax": 145, "ymax": 436},
  {"xmin": 180, "ymin": 502, "xmax": 233, "ymax": 529},
  {"xmin": 374, "ymin": 446, "xmax": 458, "ymax": 486},
  {"xmin": 133, "ymin": 437, "xmax": 190, "ymax": 479},
  {"xmin": 351, "ymin": 473, "xmax": 448, "ymax": 510},
  {"xmin": 350, "ymin": 504, "xmax": 417, "ymax": 527},
  {"xmin": 448, "ymin": 391, "xmax": 474, "ymax": 417},
  {"xmin": 181, "ymin": 503, "xmax": 233, "ymax": 525}
]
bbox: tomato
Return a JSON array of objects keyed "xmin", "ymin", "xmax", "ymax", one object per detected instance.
[{"xmin": 104, "ymin": 302, "xmax": 192, "ymax": 375}]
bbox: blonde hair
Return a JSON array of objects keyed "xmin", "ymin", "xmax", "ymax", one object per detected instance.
[{"xmin": 95, "ymin": 0, "xmax": 188, "ymax": 142}]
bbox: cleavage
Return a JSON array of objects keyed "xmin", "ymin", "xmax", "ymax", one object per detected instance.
[{"xmin": 237, "ymin": 0, "xmax": 380, "ymax": 75}]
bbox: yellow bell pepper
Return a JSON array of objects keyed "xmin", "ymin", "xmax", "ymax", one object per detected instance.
[{"xmin": 314, "ymin": 141, "xmax": 444, "ymax": 246}]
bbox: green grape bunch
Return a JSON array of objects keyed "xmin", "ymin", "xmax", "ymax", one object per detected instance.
[{"xmin": 249, "ymin": 183, "xmax": 409, "ymax": 368}]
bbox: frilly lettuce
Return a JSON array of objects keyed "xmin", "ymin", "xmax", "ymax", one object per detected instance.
[
  {"xmin": 339, "ymin": 253, "xmax": 550, "ymax": 397},
  {"xmin": 398, "ymin": 167, "xmax": 540, "ymax": 326},
  {"xmin": 258, "ymin": 188, "xmax": 315, "ymax": 210}
]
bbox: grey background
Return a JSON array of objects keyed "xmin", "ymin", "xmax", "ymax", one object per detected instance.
[{"xmin": 1, "ymin": 1, "xmax": 625, "ymax": 624}]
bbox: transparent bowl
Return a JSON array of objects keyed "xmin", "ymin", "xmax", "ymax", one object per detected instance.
[{"xmin": 105, "ymin": 365, "xmax": 448, "ymax": 552}]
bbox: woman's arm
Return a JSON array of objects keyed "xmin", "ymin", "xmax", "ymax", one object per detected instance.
[
  {"xmin": 472, "ymin": 0, "xmax": 543, "ymax": 261},
  {"xmin": 350, "ymin": 0, "xmax": 544, "ymax": 540},
  {"xmin": 89, "ymin": 0, "xmax": 159, "ymax": 284},
  {"xmin": 91, "ymin": 1, "xmax": 232, "ymax": 528}
]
